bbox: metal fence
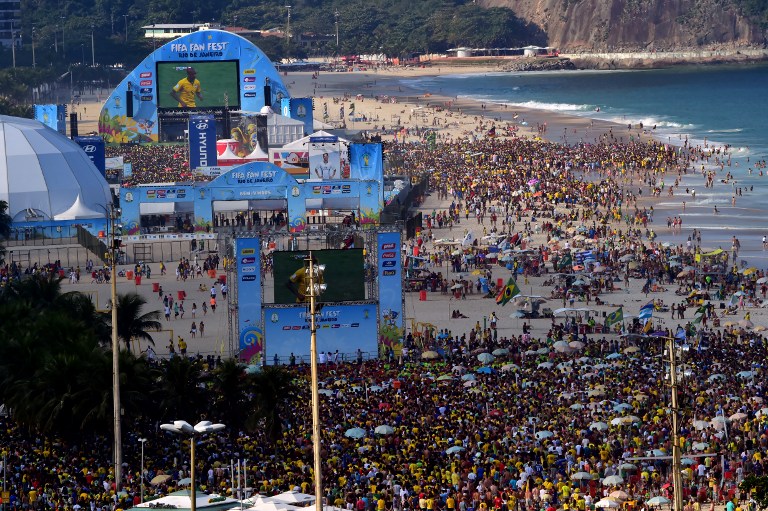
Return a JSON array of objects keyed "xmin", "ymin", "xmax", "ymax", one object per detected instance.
[
  {"xmin": 6, "ymin": 229, "xmax": 79, "ymax": 247},
  {"xmin": 6, "ymin": 246, "xmax": 94, "ymax": 270}
]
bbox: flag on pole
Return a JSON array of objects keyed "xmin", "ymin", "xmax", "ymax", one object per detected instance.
[
  {"xmin": 638, "ymin": 301, "xmax": 654, "ymax": 320},
  {"xmin": 605, "ymin": 307, "xmax": 623, "ymax": 327},
  {"xmin": 496, "ymin": 278, "xmax": 521, "ymax": 306},
  {"xmin": 674, "ymin": 327, "xmax": 687, "ymax": 342}
]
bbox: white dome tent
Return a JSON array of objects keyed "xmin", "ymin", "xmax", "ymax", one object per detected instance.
[{"xmin": 0, "ymin": 115, "xmax": 112, "ymax": 223}]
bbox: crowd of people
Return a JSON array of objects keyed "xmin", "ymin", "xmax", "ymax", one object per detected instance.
[{"xmin": 107, "ymin": 145, "xmax": 196, "ymax": 185}]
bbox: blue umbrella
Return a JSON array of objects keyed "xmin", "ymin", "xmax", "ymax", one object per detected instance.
[
  {"xmin": 446, "ymin": 446, "xmax": 465, "ymax": 455},
  {"xmin": 344, "ymin": 427, "xmax": 366, "ymax": 439},
  {"xmin": 477, "ymin": 353, "xmax": 495, "ymax": 364},
  {"xmin": 476, "ymin": 366, "xmax": 494, "ymax": 374}
]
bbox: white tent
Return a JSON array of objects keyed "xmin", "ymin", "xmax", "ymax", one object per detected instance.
[
  {"xmin": 0, "ymin": 115, "xmax": 112, "ymax": 222},
  {"xmin": 281, "ymin": 130, "xmax": 350, "ymax": 150}
]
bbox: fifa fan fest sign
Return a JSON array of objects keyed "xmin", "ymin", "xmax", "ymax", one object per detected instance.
[{"xmin": 99, "ymin": 30, "xmax": 290, "ymax": 144}]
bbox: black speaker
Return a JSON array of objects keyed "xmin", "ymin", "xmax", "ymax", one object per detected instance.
[
  {"xmin": 263, "ymin": 85, "xmax": 272, "ymax": 107},
  {"xmin": 126, "ymin": 91, "xmax": 134, "ymax": 117},
  {"xmin": 256, "ymin": 114, "xmax": 268, "ymax": 151},
  {"xmin": 69, "ymin": 113, "xmax": 78, "ymax": 138}
]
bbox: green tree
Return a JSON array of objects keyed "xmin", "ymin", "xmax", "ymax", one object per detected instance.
[
  {"xmin": 156, "ymin": 356, "xmax": 206, "ymax": 418},
  {"xmin": 740, "ymin": 475, "xmax": 768, "ymax": 509},
  {"xmin": 247, "ymin": 366, "xmax": 297, "ymax": 442},
  {"xmin": 209, "ymin": 359, "xmax": 252, "ymax": 431},
  {"xmin": 111, "ymin": 292, "xmax": 162, "ymax": 352}
]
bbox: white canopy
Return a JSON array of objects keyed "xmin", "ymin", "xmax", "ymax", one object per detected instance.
[{"xmin": 0, "ymin": 115, "xmax": 111, "ymax": 221}]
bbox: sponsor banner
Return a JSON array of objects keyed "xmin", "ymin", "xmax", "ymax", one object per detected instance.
[
  {"xmin": 236, "ymin": 237, "xmax": 263, "ymax": 363},
  {"xmin": 377, "ymin": 232, "xmax": 404, "ymax": 353},
  {"xmin": 280, "ymin": 98, "xmax": 313, "ymax": 137},
  {"xmin": 74, "ymin": 136, "xmax": 106, "ymax": 177},
  {"xmin": 263, "ymin": 304, "xmax": 377, "ymax": 362},
  {"xmin": 34, "ymin": 104, "xmax": 67, "ymax": 135},
  {"xmin": 188, "ymin": 114, "xmax": 217, "ymax": 170},
  {"xmin": 194, "ymin": 166, "xmax": 226, "ymax": 178}
]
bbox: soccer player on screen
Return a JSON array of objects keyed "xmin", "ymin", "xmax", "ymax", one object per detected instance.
[{"xmin": 170, "ymin": 67, "xmax": 203, "ymax": 108}]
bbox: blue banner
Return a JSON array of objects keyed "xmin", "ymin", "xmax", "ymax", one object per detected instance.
[
  {"xmin": 377, "ymin": 232, "xmax": 404, "ymax": 355},
  {"xmin": 34, "ymin": 104, "xmax": 59, "ymax": 132},
  {"xmin": 236, "ymin": 237, "xmax": 263, "ymax": 363},
  {"xmin": 263, "ymin": 304, "xmax": 378, "ymax": 363},
  {"xmin": 188, "ymin": 114, "xmax": 217, "ymax": 170},
  {"xmin": 74, "ymin": 136, "xmax": 106, "ymax": 177},
  {"xmin": 350, "ymin": 143, "xmax": 383, "ymax": 181},
  {"xmin": 281, "ymin": 97, "xmax": 313, "ymax": 136}
]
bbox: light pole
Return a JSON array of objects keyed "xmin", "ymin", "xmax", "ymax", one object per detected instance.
[
  {"xmin": 138, "ymin": 438, "xmax": 147, "ymax": 502},
  {"xmin": 11, "ymin": 32, "xmax": 19, "ymax": 69},
  {"xmin": 61, "ymin": 17, "xmax": 66, "ymax": 57},
  {"xmin": 285, "ymin": 5, "xmax": 291, "ymax": 55},
  {"xmin": 101, "ymin": 204, "xmax": 124, "ymax": 491},
  {"xmin": 334, "ymin": 10, "xmax": 339, "ymax": 48},
  {"xmin": 31, "ymin": 26, "xmax": 36, "ymax": 68},
  {"xmin": 123, "ymin": 15, "xmax": 129, "ymax": 43},
  {"xmin": 81, "ymin": 43, "xmax": 84, "ymax": 65},
  {"xmin": 160, "ymin": 421, "xmax": 226, "ymax": 511},
  {"xmin": 91, "ymin": 25, "xmax": 95, "ymax": 67},
  {"xmin": 305, "ymin": 254, "xmax": 326, "ymax": 511}
]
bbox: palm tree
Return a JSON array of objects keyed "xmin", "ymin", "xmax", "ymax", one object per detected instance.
[
  {"xmin": 210, "ymin": 359, "xmax": 251, "ymax": 431},
  {"xmin": 156, "ymin": 356, "xmax": 206, "ymax": 418},
  {"xmin": 247, "ymin": 366, "xmax": 298, "ymax": 442},
  {"xmin": 112, "ymin": 292, "xmax": 162, "ymax": 352}
]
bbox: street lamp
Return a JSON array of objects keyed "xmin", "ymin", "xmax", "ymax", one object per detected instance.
[
  {"xmin": 160, "ymin": 420, "xmax": 225, "ymax": 511},
  {"xmin": 11, "ymin": 31, "xmax": 19, "ymax": 69},
  {"xmin": 91, "ymin": 24, "xmax": 95, "ymax": 67},
  {"xmin": 123, "ymin": 15, "xmax": 129, "ymax": 43},
  {"xmin": 31, "ymin": 26, "xmax": 36, "ymax": 68},
  {"xmin": 138, "ymin": 438, "xmax": 147, "ymax": 503},
  {"xmin": 61, "ymin": 17, "xmax": 66, "ymax": 57},
  {"xmin": 305, "ymin": 254, "xmax": 326, "ymax": 511},
  {"xmin": 334, "ymin": 10, "xmax": 339, "ymax": 48},
  {"xmin": 285, "ymin": 5, "xmax": 291, "ymax": 54}
]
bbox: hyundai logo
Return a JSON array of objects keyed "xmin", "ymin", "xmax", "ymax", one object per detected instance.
[
  {"xmin": 195, "ymin": 121, "xmax": 208, "ymax": 130},
  {"xmin": 82, "ymin": 145, "xmax": 97, "ymax": 153}
]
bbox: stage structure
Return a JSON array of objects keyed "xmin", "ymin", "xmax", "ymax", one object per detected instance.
[
  {"xmin": 118, "ymin": 142, "xmax": 384, "ymax": 234},
  {"xmin": 224, "ymin": 226, "xmax": 404, "ymax": 365},
  {"xmin": 98, "ymin": 29, "xmax": 290, "ymax": 144}
]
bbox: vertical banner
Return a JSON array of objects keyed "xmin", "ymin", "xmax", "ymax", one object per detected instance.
[
  {"xmin": 308, "ymin": 136, "xmax": 341, "ymax": 181},
  {"xmin": 377, "ymin": 232, "xmax": 404, "ymax": 357},
  {"xmin": 255, "ymin": 114, "xmax": 269, "ymax": 152},
  {"xmin": 188, "ymin": 114, "xmax": 217, "ymax": 171},
  {"xmin": 74, "ymin": 136, "xmax": 106, "ymax": 177},
  {"xmin": 56, "ymin": 105, "xmax": 67, "ymax": 135},
  {"xmin": 281, "ymin": 98, "xmax": 313, "ymax": 136},
  {"xmin": 34, "ymin": 104, "xmax": 67, "ymax": 132},
  {"xmin": 350, "ymin": 143, "xmax": 383, "ymax": 181},
  {"xmin": 236, "ymin": 237, "xmax": 264, "ymax": 363}
]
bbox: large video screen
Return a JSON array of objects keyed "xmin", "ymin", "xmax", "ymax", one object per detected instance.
[
  {"xmin": 273, "ymin": 249, "xmax": 365, "ymax": 304},
  {"xmin": 156, "ymin": 60, "xmax": 240, "ymax": 109}
]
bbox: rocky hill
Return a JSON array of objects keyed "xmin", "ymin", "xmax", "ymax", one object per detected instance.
[{"xmin": 480, "ymin": 0, "xmax": 766, "ymax": 50}]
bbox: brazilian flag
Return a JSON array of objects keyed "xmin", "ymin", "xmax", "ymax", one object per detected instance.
[
  {"xmin": 496, "ymin": 278, "xmax": 521, "ymax": 306},
  {"xmin": 605, "ymin": 307, "xmax": 623, "ymax": 327}
]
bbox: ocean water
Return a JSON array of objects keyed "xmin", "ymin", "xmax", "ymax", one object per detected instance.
[{"xmin": 402, "ymin": 64, "xmax": 768, "ymax": 265}]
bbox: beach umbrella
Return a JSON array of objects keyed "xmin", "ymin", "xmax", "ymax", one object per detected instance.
[
  {"xmin": 556, "ymin": 361, "xmax": 573, "ymax": 370},
  {"xmin": 677, "ymin": 270, "xmax": 691, "ymax": 278},
  {"xmin": 602, "ymin": 475, "xmax": 624, "ymax": 486},
  {"xmin": 681, "ymin": 458, "xmax": 695, "ymax": 466},
  {"xmin": 501, "ymin": 364, "xmax": 519, "ymax": 372},
  {"xmin": 318, "ymin": 389, "xmax": 334, "ymax": 396},
  {"xmin": 345, "ymin": 427, "xmax": 367, "ymax": 439},
  {"xmin": 623, "ymin": 346, "xmax": 640, "ymax": 354},
  {"xmin": 421, "ymin": 351, "xmax": 440, "ymax": 360},
  {"xmin": 595, "ymin": 500, "xmax": 621, "ymax": 509},
  {"xmin": 477, "ymin": 352, "xmax": 495, "ymax": 364},
  {"xmin": 437, "ymin": 375, "xmax": 453, "ymax": 381},
  {"xmin": 740, "ymin": 319, "xmax": 754, "ymax": 329},
  {"xmin": 571, "ymin": 472, "xmax": 594, "ymax": 481},
  {"xmin": 589, "ymin": 421, "xmax": 609, "ymax": 431},
  {"xmin": 446, "ymin": 446, "xmax": 465, "ymax": 455},
  {"xmin": 606, "ymin": 353, "xmax": 622, "ymax": 360},
  {"xmin": 757, "ymin": 277, "xmax": 768, "ymax": 284},
  {"xmin": 669, "ymin": 261, "xmax": 681, "ymax": 267},
  {"xmin": 463, "ymin": 380, "xmax": 477, "ymax": 387},
  {"xmin": 707, "ymin": 374, "xmax": 725, "ymax": 382},
  {"xmin": 452, "ymin": 365, "xmax": 466, "ymax": 373},
  {"xmin": 753, "ymin": 325, "xmax": 767, "ymax": 332},
  {"xmin": 461, "ymin": 373, "xmax": 476, "ymax": 381},
  {"xmin": 647, "ymin": 497, "xmax": 671, "ymax": 507},
  {"xmin": 536, "ymin": 347, "xmax": 550, "ymax": 355},
  {"xmin": 759, "ymin": 408, "xmax": 768, "ymax": 417},
  {"xmin": 374, "ymin": 425, "xmax": 394, "ymax": 435},
  {"xmin": 692, "ymin": 420, "xmax": 709, "ymax": 430},
  {"xmin": 737, "ymin": 370, "xmax": 755, "ymax": 378},
  {"xmin": 369, "ymin": 385, "xmax": 384, "ymax": 392},
  {"xmin": 692, "ymin": 441, "xmax": 709, "ymax": 451},
  {"xmin": 468, "ymin": 387, "xmax": 483, "ymax": 394},
  {"xmin": 492, "ymin": 348, "xmax": 509, "ymax": 356},
  {"xmin": 618, "ymin": 464, "xmax": 637, "ymax": 471},
  {"xmin": 535, "ymin": 430, "xmax": 554, "ymax": 440},
  {"xmin": 553, "ymin": 341, "xmax": 570, "ymax": 352},
  {"xmin": 588, "ymin": 389, "xmax": 605, "ymax": 397},
  {"xmin": 619, "ymin": 254, "xmax": 635, "ymax": 262},
  {"xmin": 451, "ymin": 283, "xmax": 463, "ymax": 290},
  {"xmin": 610, "ymin": 491, "xmax": 629, "ymax": 501},
  {"xmin": 510, "ymin": 310, "xmax": 527, "ymax": 318},
  {"xmin": 730, "ymin": 412, "xmax": 748, "ymax": 421},
  {"xmin": 538, "ymin": 362, "xmax": 554, "ymax": 369},
  {"xmin": 744, "ymin": 267, "xmax": 758, "ymax": 275},
  {"xmin": 570, "ymin": 403, "xmax": 584, "ymax": 410},
  {"xmin": 622, "ymin": 415, "xmax": 641, "ymax": 424},
  {"xmin": 752, "ymin": 396, "xmax": 764, "ymax": 403},
  {"xmin": 178, "ymin": 477, "xmax": 192, "ymax": 486},
  {"xmin": 151, "ymin": 474, "xmax": 171, "ymax": 485},
  {"xmin": 569, "ymin": 340, "xmax": 586, "ymax": 350},
  {"xmin": 476, "ymin": 366, "xmax": 494, "ymax": 374},
  {"xmin": 647, "ymin": 449, "xmax": 666, "ymax": 457}
]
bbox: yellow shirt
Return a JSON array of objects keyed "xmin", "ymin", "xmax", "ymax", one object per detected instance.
[{"xmin": 172, "ymin": 78, "xmax": 201, "ymax": 107}]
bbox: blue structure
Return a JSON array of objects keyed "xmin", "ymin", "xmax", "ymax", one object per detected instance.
[{"xmin": 98, "ymin": 29, "xmax": 290, "ymax": 144}]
